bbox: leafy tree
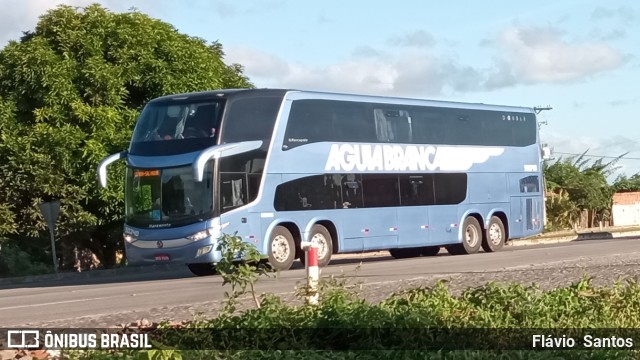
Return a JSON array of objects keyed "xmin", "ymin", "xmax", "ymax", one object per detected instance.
[
  {"xmin": 0, "ymin": 4, "xmax": 252, "ymax": 270},
  {"xmin": 612, "ymin": 174, "xmax": 640, "ymax": 193},
  {"xmin": 543, "ymin": 151, "xmax": 624, "ymax": 229},
  {"xmin": 544, "ymin": 189, "xmax": 580, "ymax": 231}
]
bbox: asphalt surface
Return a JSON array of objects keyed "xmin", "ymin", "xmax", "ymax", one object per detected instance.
[{"xmin": 1, "ymin": 238, "xmax": 639, "ymax": 327}]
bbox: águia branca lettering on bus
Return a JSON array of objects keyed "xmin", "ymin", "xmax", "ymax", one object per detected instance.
[{"xmin": 324, "ymin": 144, "xmax": 505, "ymax": 172}]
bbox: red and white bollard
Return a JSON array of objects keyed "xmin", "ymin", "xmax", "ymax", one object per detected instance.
[{"xmin": 301, "ymin": 241, "xmax": 320, "ymax": 305}]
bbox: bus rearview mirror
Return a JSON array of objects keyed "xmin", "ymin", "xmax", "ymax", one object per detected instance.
[
  {"xmin": 193, "ymin": 141, "xmax": 263, "ymax": 182},
  {"xmin": 97, "ymin": 151, "xmax": 127, "ymax": 188}
]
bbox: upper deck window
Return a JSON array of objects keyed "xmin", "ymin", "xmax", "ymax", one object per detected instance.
[
  {"xmin": 283, "ymin": 99, "xmax": 537, "ymax": 150},
  {"xmin": 221, "ymin": 96, "xmax": 282, "ymax": 147}
]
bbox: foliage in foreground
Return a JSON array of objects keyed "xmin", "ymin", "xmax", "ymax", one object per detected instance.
[
  {"xmin": 67, "ymin": 276, "xmax": 640, "ymax": 359},
  {"xmin": 0, "ymin": 3, "xmax": 252, "ymax": 271}
]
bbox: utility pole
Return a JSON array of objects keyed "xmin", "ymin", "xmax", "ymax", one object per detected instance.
[
  {"xmin": 38, "ymin": 200, "xmax": 61, "ymax": 274},
  {"xmin": 534, "ymin": 105, "xmax": 552, "ymax": 129},
  {"xmin": 534, "ymin": 105, "xmax": 553, "ymax": 231},
  {"xmin": 534, "ymin": 105, "xmax": 552, "ymax": 114}
]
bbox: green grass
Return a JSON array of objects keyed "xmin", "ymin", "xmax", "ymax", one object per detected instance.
[{"xmin": 66, "ymin": 276, "xmax": 640, "ymax": 359}]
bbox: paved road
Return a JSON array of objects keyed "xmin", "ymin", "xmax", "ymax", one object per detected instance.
[{"xmin": 1, "ymin": 238, "xmax": 639, "ymax": 327}]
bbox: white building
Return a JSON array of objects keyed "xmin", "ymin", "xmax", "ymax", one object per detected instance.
[{"xmin": 612, "ymin": 192, "xmax": 640, "ymax": 226}]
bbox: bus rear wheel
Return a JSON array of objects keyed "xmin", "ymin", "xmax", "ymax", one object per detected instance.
[
  {"xmin": 482, "ymin": 216, "xmax": 506, "ymax": 252},
  {"xmin": 268, "ymin": 225, "xmax": 296, "ymax": 271},
  {"xmin": 299, "ymin": 224, "xmax": 333, "ymax": 267},
  {"xmin": 445, "ymin": 216, "xmax": 482, "ymax": 255},
  {"xmin": 187, "ymin": 263, "xmax": 217, "ymax": 276}
]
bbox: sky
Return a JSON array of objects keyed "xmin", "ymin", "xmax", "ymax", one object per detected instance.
[{"xmin": 1, "ymin": 0, "xmax": 639, "ymax": 179}]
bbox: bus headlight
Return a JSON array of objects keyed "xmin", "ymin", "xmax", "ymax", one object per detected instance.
[
  {"xmin": 196, "ymin": 245, "xmax": 214, "ymax": 258},
  {"xmin": 187, "ymin": 222, "xmax": 229, "ymax": 242},
  {"xmin": 124, "ymin": 234, "xmax": 136, "ymax": 243},
  {"xmin": 187, "ymin": 230, "xmax": 211, "ymax": 242}
]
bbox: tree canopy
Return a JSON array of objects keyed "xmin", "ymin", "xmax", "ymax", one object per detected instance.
[
  {"xmin": 543, "ymin": 151, "xmax": 639, "ymax": 230},
  {"xmin": 612, "ymin": 174, "xmax": 640, "ymax": 193},
  {"xmin": 0, "ymin": 4, "xmax": 252, "ymax": 270}
]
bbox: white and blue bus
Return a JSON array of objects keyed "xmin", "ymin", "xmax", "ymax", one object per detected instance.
[{"xmin": 98, "ymin": 89, "xmax": 545, "ymax": 276}]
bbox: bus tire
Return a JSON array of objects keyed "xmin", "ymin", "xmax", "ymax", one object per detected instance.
[
  {"xmin": 445, "ymin": 216, "xmax": 482, "ymax": 255},
  {"xmin": 299, "ymin": 224, "xmax": 333, "ymax": 267},
  {"xmin": 482, "ymin": 216, "xmax": 506, "ymax": 252},
  {"xmin": 187, "ymin": 263, "xmax": 217, "ymax": 276},
  {"xmin": 268, "ymin": 225, "xmax": 296, "ymax": 271}
]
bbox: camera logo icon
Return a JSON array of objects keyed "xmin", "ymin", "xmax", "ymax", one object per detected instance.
[{"xmin": 7, "ymin": 330, "xmax": 40, "ymax": 348}]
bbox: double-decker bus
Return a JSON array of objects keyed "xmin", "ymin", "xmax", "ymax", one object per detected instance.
[{"xmin": 98, "ymin": 89, "xmax": 545, "ymax": 276}]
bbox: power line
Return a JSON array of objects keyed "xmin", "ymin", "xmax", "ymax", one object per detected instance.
[{"xmin": 553, "ymin": 152, "xmax": 640, "ymax": 161}]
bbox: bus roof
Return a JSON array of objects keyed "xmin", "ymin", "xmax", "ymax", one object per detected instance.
[{"xmin": 149, "ymin": 88, "xmax": 535, "ymax": 114}]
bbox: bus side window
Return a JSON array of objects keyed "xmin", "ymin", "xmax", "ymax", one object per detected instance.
[
  {"xmin": 362, "ymin": 174, "xmax": 400, "ymax": 207},
  {"xmin": 410, "ymin": 109, "xmax": 447, "ymax": 145},
  {"xmin": 223, "ymin": 97, "xmax": 279, "ymax": 145},
  {"xmin": 374, "ymin": 109, "xmax": 394, "ymax": 142},
  {"xmin": 331, "ymin": 104, "xmax": 375, "ymax": 143},
  {"xmin": 388, "ymin": 110, "xmax": 412, "ymax": 143},
  {"xmin": 273, "ymin": 175, "xmax": 341, "ymax": 211},
  {"xmin": 399, "ymin": 174, "xmax": 435, "ymax": 206},
  {"xmin": 433, "ymin": 173, "xmax": 467, "ymax": 205},
  {"xmin": 340, "ymin": 174, "xmax": 363, "ymax": 208},
  {"xmin": 220, "ymin": 173, "xmax": 247, "ymax": 211},
  {"xmin": 284, "ymin": 101, "xmax": 327, "ymax": 148},
  {"xmin": 520, "ymin": 175, "xmax": 540, "ymax": 193},
  {"xmin": 373, "ymin": 108, "xmax": 412, "ymax": 143}
]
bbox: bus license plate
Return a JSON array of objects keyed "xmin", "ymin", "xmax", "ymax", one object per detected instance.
[{"xmin": 155, "ymin": 254, "xmax": 170, "ymax": 262}]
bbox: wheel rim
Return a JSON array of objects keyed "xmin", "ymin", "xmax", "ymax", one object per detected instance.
[
  {"xmin": 311, "ymin": 232, "xmax": 328, "ymax": 260},
  {"xmin": 489, "ymin": 223, "xmax": 503, "ymax": 245},
  {"xmin": 271, "ymin": 235, "xmax": 290, "ymax": 263},
  {"xmin": 465, "ymin": 224, "xmax": 479, "ymax": 247}
]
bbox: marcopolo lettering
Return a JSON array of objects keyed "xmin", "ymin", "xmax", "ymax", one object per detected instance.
[{"xmin": 324, "ymin": 144, "xmax": 504, "ymax": 172}]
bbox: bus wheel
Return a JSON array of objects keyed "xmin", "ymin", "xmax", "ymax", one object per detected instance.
[
  {"xmin": 445, "ymin": 217, "xmax": 482, "ymax": 255},
  {"xmin": 268, "ymin": 226, "xmax": 296, "ymax": 271},
  {"xmin": 300, "ymin": 224, "xmax": 333, "ymax": 267},
  {"xmin": 482, "ymin": 216, "xmax": 505, "ymax": 252},
  {"xmin": 187, "ymin": 263, "xmax": 217, "ymax": 276}
]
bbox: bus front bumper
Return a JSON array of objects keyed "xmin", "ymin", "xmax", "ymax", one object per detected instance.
[{"xmin": 124, "ymin": 237, "xmax": 223, "ymax": 266}]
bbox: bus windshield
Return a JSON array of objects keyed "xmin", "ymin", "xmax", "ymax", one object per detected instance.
[
  {"xmin": 131, "ymin": 100, "xmax": 224, "ymax": 143},
  {"xmin": 125, "ymin": 164, "xmax": 213, "ymax": 228}
]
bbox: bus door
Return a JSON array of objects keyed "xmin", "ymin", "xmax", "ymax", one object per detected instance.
[
  {"xmin": 522, "ymin": 197, "xmax": 543, "ymax": 236},
  {"xmin": 510, "ymin": 196, "xmax": 543, "ymax": 238}
]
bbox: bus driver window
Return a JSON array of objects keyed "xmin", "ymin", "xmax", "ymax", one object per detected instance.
[
  {"xmin": 155, "ymin": 105, "xmax": 182, "ymax": 140},
  {"xmin": 183, "ymin": 104, "xmax": 218, "ymax": 139}
]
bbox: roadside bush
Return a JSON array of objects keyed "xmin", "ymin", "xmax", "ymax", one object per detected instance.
[
  {"xmin": 81, "ymin": 276, "xmax": 640, "ymax": 359},
  {"xmin": 0, "ymin": 239, "xmax": 52, "ymax": 277}
]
